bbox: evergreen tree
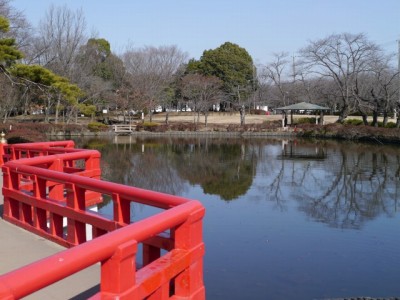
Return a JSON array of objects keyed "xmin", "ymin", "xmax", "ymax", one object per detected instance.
[
  {"xmin": 0, "ymin": 15, "xmax": 23, "ymax": 69},
  {"xmin": 187, "ymin": 42, "xmax": 255, "ymax": 104}
]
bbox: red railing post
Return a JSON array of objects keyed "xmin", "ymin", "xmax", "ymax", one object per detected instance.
[
  {"xmin": 0, "ymin": 140, "xmax": 6, "ymax": 166},
  {"xmin": 9, "ymin": 145, "xmax": 17, "ymax": 161},
  {"xmin": 48, "ymin": 157, "xmax": 64, "ymax": 200},
  {"xmin": 1, "ymin": 165, "xmax": 12, "ymax": 220},
  {"xmin": 66, "ymin": 183, "xmax": 87, "ymax": 245},
  {"xmin": 85, "ymin": 153, "xmax": 101, "ymax": 180},
  {"xmin": 2, "ymin": 167, "xmax": 20, "ymax": 221},
  {"xmin": 30, "ymin": 174, "xmax": 45, "ymax": 231},
  {"xmin": 99, "ymin": 240, "xmax": 138, "ymax": 298},
  {"xmin": 84, "ymin": 151, "xmax": 103, "ymax": 207},
  {"xmin": 173, "ymin": 206, "xmax": 206, "ymax": 299},
  {"xmin": 112, "ymin": 193, "xmax": 130, "ymax": 225},
  {"xmin": 143, "ymin": 243, "xmax": 161, "ymax": 266}
]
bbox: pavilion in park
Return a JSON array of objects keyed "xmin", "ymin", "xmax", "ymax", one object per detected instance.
[{"xmin": 275, "ymin": 101, "xmax": 330, "ymax": 128}]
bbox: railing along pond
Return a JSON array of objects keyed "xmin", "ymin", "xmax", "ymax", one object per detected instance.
[{"xmin": 0, "ymin": 141, "xmax": 205, "ymax": 299}]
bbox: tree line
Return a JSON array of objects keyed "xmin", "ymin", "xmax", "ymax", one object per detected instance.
[
  {"xmin": 0, "ymin": 1, "xmax": 398, "ymax": 126},
  {"xmin": 261, "ymin": 34, "xmax": 399, "ymax": 127}
]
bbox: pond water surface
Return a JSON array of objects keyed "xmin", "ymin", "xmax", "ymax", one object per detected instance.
[{"xmin": 77, "ymin": 136, "xmax": 400, "ymax": 300}]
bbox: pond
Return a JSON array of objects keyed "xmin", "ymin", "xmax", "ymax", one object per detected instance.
[{"xmin": 76, "ymin": 135, "xmax": 400, "ymax": 300}]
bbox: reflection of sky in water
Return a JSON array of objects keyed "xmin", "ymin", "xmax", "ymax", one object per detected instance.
[
  {"xmin": 93, "ymin": 137, "xmax": 400, "ymax": 300},
  {"xmin": 193, "ymin": 185, "xmax": 399, "ymax": 299}
]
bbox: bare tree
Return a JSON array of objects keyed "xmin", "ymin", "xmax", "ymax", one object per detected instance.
[
  {"xmin": 23, "ymin": 5, "xmax": 88, "ymax": 122},
  {"xmin": 353, "ymin": 52, "xmax": 398, "ymax": 126},
  {"xmin": 122, "ymin": 45, "xmax": 188, "ymax": 122},
  {"xmin": 299, "ymin": 33, "xmax": 381, "ymax": 123},
  {"xmin": 261, "ymin": 52, "xmax": 292, "ymax": 106},
  {"xmin": 0, "ymin": 73, "xmax": 21, "ymax": 122},
  {"xmin": 180, "ymin": 74, "xmax": 222, "ymax": 127},
  {"xmin": 29, "ymin": 5, "xmax": 87, "ymax": 79}
]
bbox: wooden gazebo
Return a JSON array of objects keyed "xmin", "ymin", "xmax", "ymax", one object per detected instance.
[{"xmin": 275, "ymin": 102, "xmax": 330, "ymax": 127}]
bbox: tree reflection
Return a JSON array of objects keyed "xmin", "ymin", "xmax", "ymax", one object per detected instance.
[
  {"xmin": 81, "ymin": 137, "xmax": 186, "ymax": 196},
  {"xmin": 82, "ymin": 137, "xmax": 258, "ymax": 201},
  {"xmin": 172, "ymin": 140, "xmax": 257, "ymax": 201},
  {"xmin": 80, "ymin": 137, "xmax": 400, "ymax": 229},
  {"xmin": 280, "ymin": 141, "xmax": 400, "ymax": 229}
]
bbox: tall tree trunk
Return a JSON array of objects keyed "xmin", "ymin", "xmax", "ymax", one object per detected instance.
[
  {"xmin": 361, "ymin": 114, "xmax": 368, "ymax": 125},
  {"xmin": 2, "ymin": 111, "xmax": 9, "ymax": 124},
  {"xmin": 372, "ymin": 111, "xmax": 378, "ymax": 127},
  {"xmin": 55, "ymin": 95, "xmax": 61, "ymax": 124},
  {"xmin": 336, "ymin": 103, "xmax": 349, "ymax": 123},
  {"xmin": 240, "ymin": 105, "xmax": 245, "ymax": 126},
  {"xmin": 45, "ymin": 97, "xmax": 51, "ymax": 123},
  {"xmin": 383, "ymin": 113, "xmax": 388, "ymax": 126},
  {"xmin": 165, "ymin": 111, "xmax": 169, "ymax": 125}
]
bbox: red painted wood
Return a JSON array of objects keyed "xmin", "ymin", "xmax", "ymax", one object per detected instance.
[{"xmin": 0, "ymin": 141, "xmax": 205, "ymax": 299}]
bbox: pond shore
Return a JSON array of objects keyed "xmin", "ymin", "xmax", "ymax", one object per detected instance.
[
  {"xmin": 3, "ymin": 112, "xmax": 400, "ymax": 144},
  {"xmin": 102, "ymin": 113, "xmax": 400, "ymax": 145},
  {"xmin": 148, "ymin": 112, "xmax": 395, "ymax": 126}
]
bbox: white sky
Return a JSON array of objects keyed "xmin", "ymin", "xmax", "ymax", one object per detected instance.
[{"xmin": 11, "ymin": 0, "xmax": 400, "ymax": 64}]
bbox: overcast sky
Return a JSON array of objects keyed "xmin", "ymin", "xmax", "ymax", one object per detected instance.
[{"xmin": 11, "ymin": 0, "xmax": 400, "ymax": 64}]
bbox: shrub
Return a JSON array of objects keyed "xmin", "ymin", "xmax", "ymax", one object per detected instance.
[
  {"xmin": 261, "ymin": 120, "xmax": 282, "ymax": 129},
  {"xmin": 344, "ymin": 119, "xmax": 364, "ymax": 126},
  {"xmin": 136, "ymin": 122, "xmax": 159, "ymax": 132},
  {"xmin": 88, "ymin": 122, "xmax": 108, "ymax": 132},
  {"xmin": 169, "ymin": 122, "xmax": 197, "ymax": 131},
  {"xmin": 385, "ymin": 122, "xmax": 396, "ymax": 128},
  {"xmin": 296, "ymin": 117, "xmax": 316, "ymax": 124}
]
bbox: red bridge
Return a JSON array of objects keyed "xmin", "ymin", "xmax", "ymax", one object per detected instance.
[{"xmin": 0, "ymin": 141, "xmax": 205, "ymax": 299}]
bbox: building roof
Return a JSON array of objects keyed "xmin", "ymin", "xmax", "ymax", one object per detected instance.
[{"xmin": 275, "ymin": 102, "xmax": 330, "ymax": 111}]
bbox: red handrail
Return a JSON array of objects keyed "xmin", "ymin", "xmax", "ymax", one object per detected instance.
[{"xmin": 0, "ymin": 141, "xmax": 205, "ymax": 299}]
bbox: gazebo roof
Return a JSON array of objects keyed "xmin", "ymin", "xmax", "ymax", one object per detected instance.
[{"xmin": 276, "ymin": 102, "xmax": 330, "ymax": 111}]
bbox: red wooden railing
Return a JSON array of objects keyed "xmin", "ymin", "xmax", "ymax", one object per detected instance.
[{"xmin": 0, "ymin": 141, "xmax": 205, "ymax": 299}]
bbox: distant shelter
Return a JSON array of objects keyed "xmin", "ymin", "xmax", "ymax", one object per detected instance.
[{"xmin": 275, "ymin": 102, "xmax": 330, "ymax": 127}]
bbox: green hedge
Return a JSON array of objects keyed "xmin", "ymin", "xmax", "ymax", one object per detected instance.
[
  {"xmin": 296, "ymin": 117, "xmax": 316, "ymax": 124},
  {"xmin": 344, "ymin": 119, "xmax": 364, "ymax": 126},
  {"xmin": 88, "ymin": 122, "xmax": 108, "ymax": 132}
]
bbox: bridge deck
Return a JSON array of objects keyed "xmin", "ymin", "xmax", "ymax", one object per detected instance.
[
  {"xmin": 112, "ymin": 124, "xmax": 136, "ymax": 135},
  {"xmin": 0, "ymin": 175, "xmax": 99, "ymax": 300}
]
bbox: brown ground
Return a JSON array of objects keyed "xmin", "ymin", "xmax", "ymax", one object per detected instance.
[{"xmin": 149, "ymin": 112, "xmax": 374, "ymax": 125}]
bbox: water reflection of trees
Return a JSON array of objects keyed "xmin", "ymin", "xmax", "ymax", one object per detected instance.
[
  {"xmin": 81, "ymin": 137, "xmax": 186, "ymax": 196},
  {"xmin": 81, "ymin": 137, "xmax": 258, "ymax": 201},
  {"xmin": 310, "ymin": 145, "xmax": 399, "ymax": 229},
  {"xmin": 80, "ymin": 137, "xmax": 400, "ymax": 229},
  {"xmin": 171, "ymin": 139, "xmax": 258, "ymax": 201},
  {"xmin": 261, "ymin": 140, "xmax": 400, "ymax": 229}
]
